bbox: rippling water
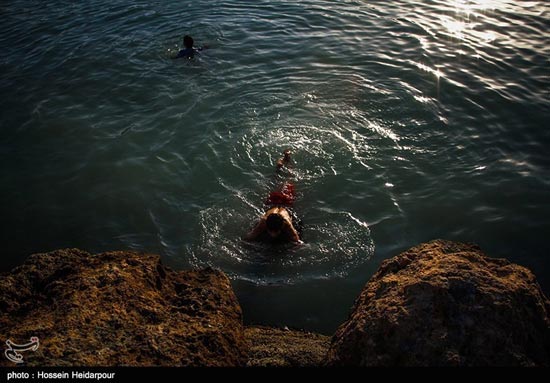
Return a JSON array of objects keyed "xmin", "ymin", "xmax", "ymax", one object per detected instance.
[{"xmin": 1, "ymin": 0, "xmax": 548, "ymax": 332}]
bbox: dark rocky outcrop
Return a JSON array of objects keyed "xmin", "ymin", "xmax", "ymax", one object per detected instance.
[
  {"xmin": 2, "ymin": 240, "xmax": 549, "ymax": 367},
  {"xmin": 0, "ymin": 249, "xmax": 247, "ymax": 366},
  {"xmin": 245, "ymin": 326, "xmax": 330, "ymax": 367},
  {"xmin": 325, "ymin": 240, "xmax": 550, "ymax": 366}
]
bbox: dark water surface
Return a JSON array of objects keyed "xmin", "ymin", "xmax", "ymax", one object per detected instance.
[{"xmin": 1, "ymin": 0, "xmax": 548, "ymax": 333}]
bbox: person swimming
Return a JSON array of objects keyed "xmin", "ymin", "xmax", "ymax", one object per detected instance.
[
  {"xmin": 245, "ymin": 150, "xmax": 302, "ymax": 244},
  {"xmin": 172, "ymin": 35, "xmax": 203, "ymax": 59},
  {"xmin": 244, "ymin": 203, "xmax": 301, "ymax": 243},
  {"xmin": 245, "ymin": 188, "xmax": 303, "ymax": 243}
]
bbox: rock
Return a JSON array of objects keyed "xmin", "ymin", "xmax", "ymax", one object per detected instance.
[
  {"xmin": 245, "ymin": 326, "xmax": 330, "ymax": 367},
  {"xmin": 0, "ymin": 249, "xmax": 247, "ymax": 366},
  {"xmin": 326, "ymin": 240, "xmax": 550, "ymax": 366}
]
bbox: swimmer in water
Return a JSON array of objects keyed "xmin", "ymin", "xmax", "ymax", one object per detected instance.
[
  {"xmin": 245, "ymin": 150, "xmax": 302, "ymax": 243},
  {"xmin": 245, "ymin": 204, "xmax": 301, "ymax": 243},
  {"xmin": 172, "ymin": 35, "xmax": 204, "ymax": 59}
]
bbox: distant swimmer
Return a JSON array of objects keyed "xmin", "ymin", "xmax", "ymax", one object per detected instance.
[
  {"xmin": 172, "ymin": 35, "xmax": 205, "ymax": 59},
  {"xmin": 244, "ymin": 182, "xmax": 302, "ymax": 243}
]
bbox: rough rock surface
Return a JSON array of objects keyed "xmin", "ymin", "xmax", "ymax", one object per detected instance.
[
  {"xmin": 0, "ymin": 249, "xmax": 247, "ymax": 366},
  {"xmin": 326, "ymin": 240, "xmax": 550, "ymax": 366},
  {"xmin": 245, "ymin": 326, "xmax": 330, "ymax": 367}
]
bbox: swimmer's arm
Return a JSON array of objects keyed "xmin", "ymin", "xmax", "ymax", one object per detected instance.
[
  {"xmin": 244, "ymin": 217, "xmax": 266, "ymax": 241},
  {"xmin": 283, "ymin": 221, "xmax": 301, "ymax": 243}
]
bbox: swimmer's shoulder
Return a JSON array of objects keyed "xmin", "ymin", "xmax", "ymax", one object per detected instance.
[
  {"xmin": 265, "ymin": 206, "xmax": 280, "ymax": 215},
  {"xmin": 174, "ymin": 47, "xmax": 199, "ymax": 59}
]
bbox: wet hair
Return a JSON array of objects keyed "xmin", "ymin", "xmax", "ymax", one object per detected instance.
[
  {"xmin": 283, "ymin": 148, "xmax": 291, "ymax": 157},
  {"xmin": 266, "ymin": 213, "xmax": 284, "ymax": 232},
  {"xmin": 183, "ymin": 35, "xmax": 194, "ymax": 49}
]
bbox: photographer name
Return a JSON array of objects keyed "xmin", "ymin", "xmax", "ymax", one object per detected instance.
[{"xmin": 7, "ymin": 371, "xmax": 116, "ymax": 380}]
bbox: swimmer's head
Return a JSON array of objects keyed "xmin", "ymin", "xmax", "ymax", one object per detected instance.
[
  {"xmin": 283, "ymin": 149, "xmax": 291, "ymax": 159},
  {"xmin": 183, "ymin": 35, "xmax": 194, "ymax": 49},
  {"xmin": 266, "ymin": 213, "xmax": 284, "ymax": 238}
]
